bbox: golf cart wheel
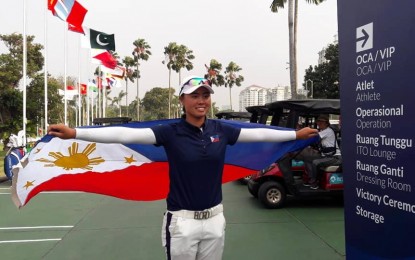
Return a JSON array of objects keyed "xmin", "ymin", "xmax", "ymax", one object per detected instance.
[{"xmin": 258, "ymin": 181, "xmax": 286, "ymax": 209}]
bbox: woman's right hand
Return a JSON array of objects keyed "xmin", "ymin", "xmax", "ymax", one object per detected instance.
[{"xmin": 47, "ymin": 124, "xmax": 76, "ymax": 139}]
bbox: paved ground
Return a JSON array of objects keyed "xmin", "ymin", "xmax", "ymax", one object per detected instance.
[{"xmin": 0, "ymin": 179, "xmax": 345, "ymax": 260}]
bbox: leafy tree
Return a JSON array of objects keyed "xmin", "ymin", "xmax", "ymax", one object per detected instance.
[
  {"xmin": 121, "ymin": 56, "xmax": 138, "ymax": 116},
  {"xmin": 0, "ymin": 33, "xmax": 44, "ymax": 90},
  {"xmin": 0, "ymin": 33, "xmax": 44, "ymax": 140},
  {"xmin": 172, "ymin": 44, "xmax": 195, "ymax": 85},
  {"xmin": 204, "ymin": 59, "xmax": 225, "ymax": 87},
  {"xmin": 270, "ymin": 0, "xmax": 326, "ymax": 99},
  {"xmin": 141, "ymin": 87, "xmax": 173, "ymax": 120},
  {"xmin": 0, "ymin": 88, "xmax": 22, "ymax": 142},
  {"xmin": 204, "ymin": 59, "xmax": 225, "ymax": 117},
  {"xmin": 132, "ymin": 38, "xmax": 151, "ymax": 120},
  {"xmin": 303, "ymin": 43, "xmax": 339, "ymax": 99},
  {"xmin": 27, "ymin": 74, "xmax": 64, "ymax": 129},
  {"xmin": 163, "ymin": 42, "xmax": 179, "ymax": 118},
  {"xmin": 109, "ymin": 90, "xmax": 127, "ymax": 117},
  {"xmin": 224, "ymin": 62, "xmax": 244, "ymax": 111}
]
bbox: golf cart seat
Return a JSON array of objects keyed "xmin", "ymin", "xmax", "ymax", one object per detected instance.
[{"xmin": 322, "ymin": 165, "xmax": 341, "ymax": 172}]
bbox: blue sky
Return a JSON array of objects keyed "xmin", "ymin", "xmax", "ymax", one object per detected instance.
[{"xmin": 1, "ymin": 0, "xmax": 338, "ymax": 111}]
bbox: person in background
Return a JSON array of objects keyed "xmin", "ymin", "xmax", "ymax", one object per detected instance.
[
  {"xmin": 48, "ymin": 76, "xmax": 318, "ymax": 260},
  {"xmin": 298, "ymin": 114, "xmax": 340, "ymax": 189}
]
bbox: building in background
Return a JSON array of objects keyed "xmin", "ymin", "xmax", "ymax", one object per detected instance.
[
  {"xmin": 239, "ymin": 85, "xmax": 267, "ymax": 111},
  {"xmin": 239, "ymin": 85, "xmax": 291, "ymax": 112},
  {"xmin": 318, "ymin": 34, "xmax": 339, "ymax": 64}
]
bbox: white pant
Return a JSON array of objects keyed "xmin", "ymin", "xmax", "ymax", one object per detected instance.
[{"xmin": 161, "ymin": 211, "xmax": 226, "ymax": 260}]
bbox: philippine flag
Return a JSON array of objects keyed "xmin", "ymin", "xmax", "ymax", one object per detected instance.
[{"xmin": 11, "ymin": 119, "xmax": 317, "ymax": 208}]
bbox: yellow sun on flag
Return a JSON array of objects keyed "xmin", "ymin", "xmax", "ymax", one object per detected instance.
[{"xmin": 36, "ymin": 142, "xmax": 105, "ymax": 170}]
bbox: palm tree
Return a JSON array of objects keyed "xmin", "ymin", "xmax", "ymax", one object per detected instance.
[
  {"xmin": 121, "ymin": 56, "xmax": 137, "ymax": 117},
  {"xmin": 173, "ymin": 44, "xmax": 195, "ymax": 86},
  {"xmin": 204, "ymin": 59, "xmax": 225, "ymax": 87},
  {"xmin": 110, "ymin": 90, "xmax": 126, "ymax": 117},
  {"xmin": 224, "ymin": 62, "xmax": 244, "ymax": 111},
  {"xmin": 270, "ymin": 0, "xmax": 325, "ymax": 99},
  {"xmin": 132, "ymin": 38, "xmax": 151, "ymax": 121},
  {"xmin": 163, "ymin": 42, "xmax": 179, "ymax": 118},
  {"xmin": 205, "ymin": 59, "xmax": 225, "ymax": 117}
]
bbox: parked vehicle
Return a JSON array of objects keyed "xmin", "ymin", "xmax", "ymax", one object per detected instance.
[{"xmin": 247, "ymin": 99, "xmax": 342, "ymax": 209}]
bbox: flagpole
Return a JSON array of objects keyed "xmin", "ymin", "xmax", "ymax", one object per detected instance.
[
  {"xmin": 98, "ymin": 68, "xmax": 101, "ymax": 118},
  {"xmin": 102, "ymin": 69, "xmax": 107, "ymax": 118},
  {"xmin": 64, "ymin": 25, "xmax": 68, "ymax": 125},
  {"xmin": 86, "ymin": 49, "xmax": 91, "ymax": 125},
  {"xmin": 44, "ymin": 2, "xmax": 48, "ymax": 135},
  {"xmin": 22, "ymin": 0, "xmax": 27, "ymax": 146},
  {"xmin": 86, "ymin": 81, "xmax": 89, "ymax": 125},
  {"xmin": 78, "ymin": 37, "xmax": 82, "ymax": 126},
  {"xmin": 91, "ymin": 82, "xmax": 94, "ymax": 123},
  {"xmin": 103, "ymin": 77, "xmax": 106, "ymax": 118}
]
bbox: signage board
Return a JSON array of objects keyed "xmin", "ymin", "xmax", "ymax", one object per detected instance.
[{"xmin": 338, "ymin": 1, "xmax": 415, "ymax": 258}]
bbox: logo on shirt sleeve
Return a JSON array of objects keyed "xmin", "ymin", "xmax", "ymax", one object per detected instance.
[{"xmin": 210, "ymin": 135, "xmax": 220, "ymax": 143}]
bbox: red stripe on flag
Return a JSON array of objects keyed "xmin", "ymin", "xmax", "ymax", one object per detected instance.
[
  {"xmin": 222, "ymin": 165, "xmax": 257, "ymax": 183},
  {"xmin": 24, "ymin": 162, "xmax": 170, "ymax": 205},
  {"xmin": 22, "ymin": 163, "xmax": 256, "ymax": 206}
]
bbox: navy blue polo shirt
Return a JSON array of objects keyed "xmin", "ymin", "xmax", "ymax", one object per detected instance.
[{"xmin": 151, "ymin": 118, "xmax": 241, "ymax": 211}]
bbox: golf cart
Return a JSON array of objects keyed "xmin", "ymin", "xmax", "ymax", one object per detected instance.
[{"xmin": 247, "ymin": 99, "xmax": 342, "ymax": 209}]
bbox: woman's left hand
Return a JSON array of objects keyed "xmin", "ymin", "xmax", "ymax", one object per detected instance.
[{"xmin": 295, "ymin": 127, "xmax": 318, "ymax": 140}]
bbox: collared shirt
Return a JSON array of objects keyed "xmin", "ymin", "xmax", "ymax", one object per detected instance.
[
  {"xmin": 151, "ymin": 118, "xmax": 241, "ymax": 211},
  {"xmin": 319, "ymin": 127, "xmax": 341, "ymax": 156}
]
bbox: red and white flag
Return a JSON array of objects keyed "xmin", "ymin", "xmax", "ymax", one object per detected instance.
[
  {"xmin": 48, "ymin": 0, "xmax": 87, "ymax": 34},
  {"xmin": 92, "ymin": 50, "xmax": 117, "ymax": 69}
]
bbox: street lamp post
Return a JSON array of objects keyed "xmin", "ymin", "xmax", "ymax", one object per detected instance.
[{"xmin": 306, "ymin": 79, "xmax": 313, "ymax": 98}]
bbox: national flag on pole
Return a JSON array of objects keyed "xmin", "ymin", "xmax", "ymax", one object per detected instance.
[
  {"xmin": 88, "ymin": 80, "xmax": 98, "ymax": 92},
  {"xmin": 82, "ymin": 28, "xmax": 115, "ymax": 51},
  {"xmin": 92, "ymin": 51, "xmax": 117, "ymax": 69},
  {"xmin": 11, "ymin": 119, "xmax": 318, "ymax": 208},
  {"xmin": 66, "ymin": 1, "xmax": 87, "ymax": 34},
  {"xmin": 80, "ymin": 83, "xmax": 87, "ymax": 95},
  {"xmin": 47, "ymin": 0, "xmax": 58, "ymax": 14},
  {"xmin": 59, "ymin": 86, "xmax": 78, "ymax": 98},
  {"xmin": 49, "ymin": 0, "xmax": 87, "ymax": 34},
  {"xmin": 106, "ymin": 77, "xmax": 119, "ymax": 88},
  {"xmin": 101, "ymin": 65, "xmax": 126, "ymax": 79}
]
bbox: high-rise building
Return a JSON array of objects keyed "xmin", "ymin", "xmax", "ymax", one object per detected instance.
[
  {"xmin": 238, "ymin": 85, "xmax": 291, "ymax": 111},
  {"xmin": 239, "ymin": 85, "xmax": 268, "ymax": 111},
  {"xmin": 266, "ymin": 86, "xmax": 291, "ymax": 103}
]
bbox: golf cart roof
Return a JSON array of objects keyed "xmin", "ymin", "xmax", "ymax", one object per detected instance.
[
  {"xmin": 215, "ymin": 111, "xmax": 252, "ymax": 120},
  {"xmin": 245, "ymin": 105, "xmax": 270, "ymax": 114},
  {"xmin": 266, "ymin": 99, "xmax": 340, "ymax": 115}
]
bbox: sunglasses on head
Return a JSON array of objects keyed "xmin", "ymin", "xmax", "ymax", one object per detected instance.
[{"xmin": 183, "ymin": 77, "xmax": 211, "ymax": 87}]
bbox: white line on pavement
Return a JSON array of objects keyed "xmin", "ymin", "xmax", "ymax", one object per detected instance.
[
  {"xmin": 0, "ymin": 238, "xmax": 61, "ymax": 244},
  {"xmin": 0, "ymin": 226, "xmax": 73, "ymax": 230}
]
